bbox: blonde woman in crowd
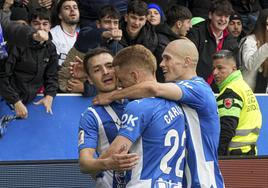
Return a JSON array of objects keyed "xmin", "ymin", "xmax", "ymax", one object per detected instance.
[{"xmin": 240, "ymin": 9, "xmax": 268, "ymax": 93}]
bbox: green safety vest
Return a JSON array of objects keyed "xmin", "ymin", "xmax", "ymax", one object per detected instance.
[{"xmin": 217, "ymin": 70, "xmax": 262, "ymax": 154}]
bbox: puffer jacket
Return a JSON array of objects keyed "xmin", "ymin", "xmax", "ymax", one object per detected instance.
[{"xmin": 0, "ymin": 39, "xmax": 58, "ymax": 104}]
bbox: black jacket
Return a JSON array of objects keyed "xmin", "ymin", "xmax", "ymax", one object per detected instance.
[
  {"xmin": 260, "ymin": 0, "xmax": 268, "ymax": 8},
  {"xmin": 74, "ymin": 23, "xmax": 123, "ymax": 55},
  {"xmin": 154, "ymin": 23, "xmax": 180, "ymax": 82},
  {"xmin": 0, "ymin": 40, "xmax": 58, "ymax": 104},
  {"xmin": 230, "ymin": 0, "xmax": 261, "ymax": 14},
  {"xmin": 186, "ymin": 0, "xmax": 212, "ymax": 19},
  {"xmin": 120, "ymin": 21, "xmax": 158, "ymax": 53},
  {"xmin": 187, "ymin": 21, "xmax": 238, "ymax": 93},
  {"xmin": 78, "ymin": 0, "xmax": 128, "ymax": 20}
]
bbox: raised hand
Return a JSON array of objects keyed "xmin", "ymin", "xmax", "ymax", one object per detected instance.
[
  {"xmin": 69, "ymin": 56, "xmax": 87, "ymax": 79},
  {"xmin": 32, "ymin": 30, "xmax": 49, "ymax": 42},
  {"xmin": 67, "ymin": 78, "xmax": 84, "ymax": 93}
]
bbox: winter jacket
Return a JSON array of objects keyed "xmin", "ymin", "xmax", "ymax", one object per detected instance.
[
  {"xmin": 240, "ymin": 34, "xmax": 268, "ymax": 93},
  {"xmin": 0, "ymin": 40, "xmax": 58, "ymax": 104},
  {"xmin": 187, "ymin": 20, "xmax": 238, "ymax": 93},
  {"xmin": 120, "ymin": 21, "xmax": 158, "ymax": 53},
  {"xmin": 230, "ymin": 0, "xmax": 261, "ymax": 14},
  {"xmin": 187, "ymin": 0, "xmax": 212, "ymax": 19},
  {"xmin": 78, "ymin": 0, "xmax": 128, "ymax": 27}
]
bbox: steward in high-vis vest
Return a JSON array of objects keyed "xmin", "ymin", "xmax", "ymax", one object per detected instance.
[{"xmin": 212, "ymin": 50, "xmax": 262, "ymax": 156}]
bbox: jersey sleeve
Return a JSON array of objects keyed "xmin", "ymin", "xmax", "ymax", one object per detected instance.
[
  {"xmin": 78, "ymin": 109, "xmax": 99, "ymax": 151},
  {"xmin": 118, "ymin": 100, "xmax": 148, "ymax": 143},
  {"xmin": 176, "ymin": 80, "xmax": 205, "ymax": 109}
]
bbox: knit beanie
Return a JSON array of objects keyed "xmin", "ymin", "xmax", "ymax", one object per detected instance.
[
  {"xmin": 10, "ymin": 7, "xmax": 29, "ymax": 22},
  {"xmin": 148, "ymin": 3, "xmax": 163, "ymax": 18}
]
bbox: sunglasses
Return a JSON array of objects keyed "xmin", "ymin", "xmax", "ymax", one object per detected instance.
[{"xmin": 212, "ymin": 50, "xmax": 233, "ymax": 60}]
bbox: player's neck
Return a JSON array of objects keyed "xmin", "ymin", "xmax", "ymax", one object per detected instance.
[
  {"xmin": 138, "ymin": 74, "xmax": 155, "ymax": 83},
  {"xmin": 179, "ymin": 70, "xmax": 197, "ymax": 80}
]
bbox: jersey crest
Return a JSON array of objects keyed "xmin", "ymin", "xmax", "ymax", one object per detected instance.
[{"xmin": 224, "ymin": 98, "xmax": 234, "ymax": 109}]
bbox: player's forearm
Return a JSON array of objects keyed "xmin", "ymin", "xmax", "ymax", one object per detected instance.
[
  {"xmin": 79, "ymin": 158, "xmax": 108, "ymax": 174},
  {"xmin": 116, "ymin": 81, "xmax": 183, "ymax": 101},
  {"xmin": 111, "ymin": 81, "xmax": 157, "ymax": 100},
  {"xmin": 154, "ymin": 82, "xmax": 182, "ymax": 100}
]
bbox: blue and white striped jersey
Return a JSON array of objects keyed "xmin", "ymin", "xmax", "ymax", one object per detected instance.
[
  {"xmin": 176, "ymin": 77, "xmax": 225, "ymax": 188},
  {"xmin": 118, "ymin": 97, "xmax": 186, "ymax": 188},
  {"xmin": 78, "ymin": 101, "xmax": 131, "ymax": 188}
]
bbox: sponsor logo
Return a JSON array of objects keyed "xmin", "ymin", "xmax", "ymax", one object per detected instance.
[{"xmin": 121, "ymin": 114, "xmax": 138, "ymax": 127}]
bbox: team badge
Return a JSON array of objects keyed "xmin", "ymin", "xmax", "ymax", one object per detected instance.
[
  {"xmin": 78, "ymin": 130, "xmax": 84, "ymax": 146},
  {"xmin": 223, "ymin": 98, "xmax": 234, "ymax": 109}
]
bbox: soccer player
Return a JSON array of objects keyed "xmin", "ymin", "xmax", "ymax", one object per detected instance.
[
  {"xmin": 100, "ymin": 45, "xmax": 186, "ymax": 187},
  {"xmin": 78, "ymin": 47, "xmax": 138, "ymax": 188},
  {"xmin": 93, "ymin": 39, "xmax": 225, "ymax": 188}
]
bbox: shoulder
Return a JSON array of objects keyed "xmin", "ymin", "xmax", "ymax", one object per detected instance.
[
  {"xmin": 125, "ymin": 98, "xmax": 158, "ymax": 111},
  {"xmin": 77, "ymin": 25, "xmax": 102, "ymax": 37},
  {"xmin": 217, "ymin": 88, "xmax": 242, "ymax": 102},
  {"xmin": 178, "ymin": 77, "xmax": 209, "ymax": 92},
  {"xmin": 244, "ymin": 34, "xmax": 257, "ymax": 45},
  {"xmin": 46, "ymin": 40, "xmax": 57, "ymax": 52},
  {"xmin": 50, "ymin": 25, "xmax": 61, "ymax": 32},
  {"xmin": 80, "ymin": 105, "xmax": 104, "ymax": 124},
  {"xmin": 50, "ymin": 25, "xmax": 61, "ymax": 35}
]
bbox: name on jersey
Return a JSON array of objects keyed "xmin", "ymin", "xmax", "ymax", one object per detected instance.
[{"xmin": 164, "ymin": 105, "xmax": 183, "ymax": 124}]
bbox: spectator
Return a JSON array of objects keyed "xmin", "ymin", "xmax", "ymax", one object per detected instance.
[
  {"xmin": 77, "ymin": 0, "xmax": 128, "ymax": 28},
  {"xmin": 154, "ymin": 4, "xmax": 192, "ymax": 82},
  {"xmin": 147, "ymin": 3, "xmax": 164, "ymax": 26},
  {"xmin": 58, "ymin": 5, "xmax": 122, "ymax": 95},
  {"xmin": 0, "ymin": 0, "xmax": 50, "ymax": 59},
  {"xmin": 229, "ymin": 0, "xmax": 262, "ymax": 34},
  {"xmin": 240, "ymin": 9, "xmax": 268, "ymax": 93},
  {"xmin": 212, "ymin": 50, "xmax": 262, "ymax": 156},
  {"xmin": 228, "ymin": 13, "xmax": 246, "ymax": 43},
  {"xmin": 120, "ymin": 0, "xmax": 158, "ymax": 53},
  {"xmin": 78, "ymin": 47, "xmax": 136, "ymax": 187},
  {"xmin": 0, "ymin": 8, "xmax": 58, "ymax": 119},
  {"xmin": 187, "ymin": 0, "xmax": 238, "ymax": 93},
  {"xmin": 50, "ymin": 0, "xmax": 80, "ymax": 66},
  {"xmin": 10, "ymin": 6, "xmax": 29, "ymax": 25},
  {"xmin": 178, "ymin": 0, "xmax": 213, "ymax": 19}
]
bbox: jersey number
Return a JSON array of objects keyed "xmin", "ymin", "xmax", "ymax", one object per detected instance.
[{"xmin": 160, "ymin": 129, "xmax": 186, "ymax": 178}]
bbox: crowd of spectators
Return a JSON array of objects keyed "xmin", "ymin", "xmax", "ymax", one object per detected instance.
[{"xmin": 0, "ymin": 0, "xmax": 266, "ymax": 156}]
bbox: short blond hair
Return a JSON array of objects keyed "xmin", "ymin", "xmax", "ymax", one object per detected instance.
[{"xmin": 113, "ymin": 45, "xmax": 157, "ymax": 74}]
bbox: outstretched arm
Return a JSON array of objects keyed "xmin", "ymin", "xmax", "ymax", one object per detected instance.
[{"xmin": 93, "ymin": 81, "xmax": 183, "ymax": 105}]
